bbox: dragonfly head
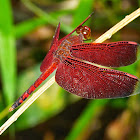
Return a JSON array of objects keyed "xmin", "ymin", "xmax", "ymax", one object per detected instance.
[{"xmin": 76, "ymin": 25, "xmax": 91, "ymax": 40}]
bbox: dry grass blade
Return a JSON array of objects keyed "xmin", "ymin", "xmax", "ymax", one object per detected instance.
[
  {"xmin": 0, "ymin": 8, "xmax": 140, "ymax": 135},
  {"xmin": 94, "ymin": 8, "xmax": 140, "ymax": 43}
]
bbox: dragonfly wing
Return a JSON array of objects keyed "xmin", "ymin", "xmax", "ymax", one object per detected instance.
[
  {"xmin": 40, "ymin": 23, "xmax": 60, "ymax": 72},
  {"xmin": 55, "ymin": 57, "xmax": 139, "ymax": 99},
  {"xmin": 70, "ymin": 41, "xmax": 138, "ymax": 67}
]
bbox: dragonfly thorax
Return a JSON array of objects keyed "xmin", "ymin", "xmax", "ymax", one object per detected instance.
[
  {"xmin": 55, "ymin": 39, "xmax": 72, "ymax": 61},
  {"xmin": 55, "ymin": 34, "xmax": 84, "ymax": 61}
]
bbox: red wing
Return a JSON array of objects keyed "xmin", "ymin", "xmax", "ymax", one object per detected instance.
[
  {"xmin": 55, "ymin": 57, "xmax": 139, "ymax": 99},
  {"xmin": 40, "ymin": 23, "xmax": 60, "ymax": 72},
  {"xmin": 70, "ymin": 41, "xmax": 138, "ymax": 67}
]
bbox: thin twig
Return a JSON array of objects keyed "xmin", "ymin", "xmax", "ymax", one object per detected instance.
[
  {"xmin": 0, "ymin": 8, "xmax": 140, "ymax": 135},
  {"xmin": 94, "ymin": 8, "xmax": 140, "ymax": 43}
]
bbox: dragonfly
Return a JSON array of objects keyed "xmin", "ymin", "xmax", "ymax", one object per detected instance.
[{"xmin": 9, "ymin": 13, "xmax": 140, "ymax": 111}]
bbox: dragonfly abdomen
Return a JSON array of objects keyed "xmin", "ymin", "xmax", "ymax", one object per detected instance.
[{"xmin": 9, "ymin": 60, "xmax": 59, "ymax": 112}]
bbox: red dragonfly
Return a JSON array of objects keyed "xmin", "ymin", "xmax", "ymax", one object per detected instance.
[{"xmin": 9, "ymin": 13, "xmax": 139, "ymax": 111}]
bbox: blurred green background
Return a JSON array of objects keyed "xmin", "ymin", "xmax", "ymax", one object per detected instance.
[{"xmin": 0, "ymin": 0, "xmax": 140, "ymax": 140}]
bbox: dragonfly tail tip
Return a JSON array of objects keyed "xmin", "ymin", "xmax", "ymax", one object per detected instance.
[{"xmin": 9, "ymin": 107, "xmax": 14, "ymax": 112}]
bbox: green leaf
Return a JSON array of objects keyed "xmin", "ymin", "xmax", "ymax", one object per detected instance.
[{"xmin": 0, "ymin": 0, "xmax": 16, "ymax": 105}]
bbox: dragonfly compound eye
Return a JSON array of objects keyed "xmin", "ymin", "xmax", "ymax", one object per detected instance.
[
  {"xmin": 76, "ymin": 25, "xmax": 84, "ymax": 34},
  {"xmin": 82, "ymin": 26, "xmax": 91, "ymax": 40}
]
